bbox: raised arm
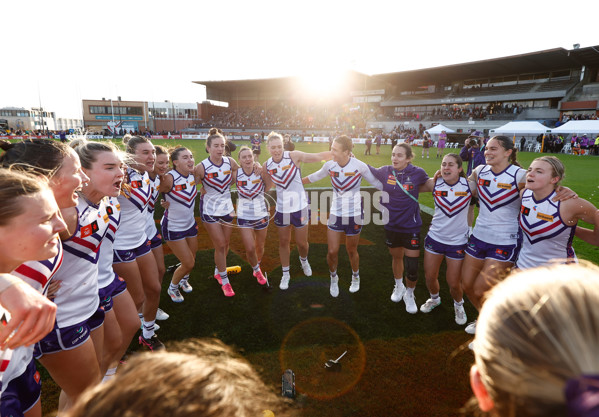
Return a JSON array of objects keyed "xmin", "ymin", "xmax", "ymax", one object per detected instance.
[
  {"xmin": 290, "ymin": 150, "xmax": 333, "ymax": 165},
  {"xmin": 304, "ymin": 161, "xmax": 331, "ymax": 185},
  {"xmin": 572, "ymin": 199, "xmax": 599, "ymax": 246}
]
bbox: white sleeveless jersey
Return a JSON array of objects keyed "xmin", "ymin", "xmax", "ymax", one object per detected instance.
[
  {"xmin": 266, "ymin": 151, "xmax": 307, "ymax": 213},
  {"xmin": 516, "ymin": 189, "xmax": 577, "ymax": 269},
  {"xmin": 114, "ymin": 168, "xmax": 151, "ymax": 250},
  {"xmin": 144, "ymin": 175, "xmax": 160, "ymax": 240},
  {"xmin": 98, "ymin": 197, "xmax": 122, "ymax": 289},
  {"xmin": 473, "ymin": 164, "xmax": 526, "ymax": 245},
  {"xmin": 428, "ymin": 177, "xmax": 472, "ymax": 245},
  {"xmin": 53, "ymin": 197, "xmax": 113, "ymax": 327},
  {"xmin": 236, "ymin": 168, "xmax": 268, "ymax": 220},
  {"xmin": 200, "ymin": 157, "xmax": 234, "ymax": 216},
  {"xmin": 3, "ymin": 243, "xmax": 64, "ymax": 390},
  {"xmin": 307, "ymin": 158, "xmax": 381, "ymax": 217},
  {"xmin": 162, "ymin": 170, "xmax": 198, "ymax": 231}
]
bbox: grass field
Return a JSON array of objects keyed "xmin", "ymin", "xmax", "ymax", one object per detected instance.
[{"xmin": 36, "ymin": 139, "xmax": 598, "ymax": 416}]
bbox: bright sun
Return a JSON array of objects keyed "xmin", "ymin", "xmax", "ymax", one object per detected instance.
[{"xmin": 297, "ymin": 65, "xmax": 349, "ymax": 100}]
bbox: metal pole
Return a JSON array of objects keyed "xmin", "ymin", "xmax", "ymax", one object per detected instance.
[{"xmin": 172, "ymin": 102, "xmax": 176, "ymax": 133}]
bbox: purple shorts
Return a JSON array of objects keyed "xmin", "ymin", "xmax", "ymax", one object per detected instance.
[
  {"xmin": 149, "ymin": 232, "xmax": 163, "ymax": 249},
  {"xmin": 0, "ymin": 358, "xmax": 41, "ymax": 416},
  {"xmin": 34, "ymin": 307, "xmax": 105, "ymax": 358},
  {"xmin": 438, "ymin": 140, "xmax": 446, "ymax": 149},
  {"xmin": 274, "ymin": 207, "xmax": 310, "ymax": 228},
  {"xmin": 327, "ymin": 214, "xmax": 363, "ymax": 236},
  {"xmin": 465, "ymin": 234, "xmax": 520, "ymax": 262},
  {"xmin": 113, "ymin": 239, "xmax": 152, "ymax": 264},
  {"xmin": 237, "ymin": 216, "xmax": 269, "ymax": 230},
  {"xmin": 162, "ymin": 219, "xmax": 199, "ymax": 241},
  {"xmin": 424, "ymin": 235, "xmax": 466, "ymax": 260},
  {"xmin": 385, "ymin": 230, "xmax": 420, "ymax": 250},
  {"xmin": 98, "ymin": 274, "xmax": 127, "ymax": 312}
]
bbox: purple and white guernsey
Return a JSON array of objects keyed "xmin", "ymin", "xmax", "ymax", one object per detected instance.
[
  {"xmin": 144, "ymin": 175, "xmax": 160, "ymax": 241},
  {"xmin": 308, "ymin": 158, "xmax": 382, "ymax": 217},
  {"xmin": 236, "ymin": 168, "xmax": 267, "ymax": 220},
  {"xmin": 516, "ymin": 189, "xmax": 577, "ymax": 269},
  {"xmin": 428, "ymin": 177, "xmax": 472, "ymax": 245},
  {"xmin": 161, "ymin": 169, "xmax": 198, "ymax": 231},
  {"xmin": 53, "ymin": 197, "xmax": 114, "ymax": 327},
  {"xmin": 266, "ymin": 151, "xmax": 307, "ymax": 213},
  {"xmin": 369, "ymin": 164, "xmax": 429, "ymax": 233},
  {"xmin": 473, "ymin": 164, "xmax": 525, "ymax": 245},
  {"xmin": 114, "ymin": 168, "xmax": 151, "ymax": 250},
  {"xmin": 98, "ymin": 197, "xmax": 122, "ymax": 289},
  {"xmin": 200, "ymin": 157, "xmax": 234, "ymax": 217}
]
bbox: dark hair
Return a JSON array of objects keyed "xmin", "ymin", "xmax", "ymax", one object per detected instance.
[
  {"xmin": 123, "ymin": 134, "xmax": 152, "ymax": 154},
  {"xmin": 393, "ymin": 143, "xmax": 414, "ymax": 159},
  {"xmin": 333, "ymin": 135, "xmax": 353, "ymax": 152},
  {"xmin": 443, "ymin": 153, "xmax": 466, "ymax": 178},
  {"xmin": 0, "ymin": 139, "xmax": 69, "ymax": 178},
  {"xmin": 489, "ymin": 135, "xmax": 521, "ymax": 167},
  {"xmin": 207, "ymin": 127, "xmax": 225, "ymax": 148},
  {"xmin": 169, "ymin": 146, "xmax": 191, "ymax": 165}
]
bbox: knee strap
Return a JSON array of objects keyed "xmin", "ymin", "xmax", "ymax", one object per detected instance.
[{"xmin": 404, "ymin": 256, "xmax": 419, "ymax": 282}]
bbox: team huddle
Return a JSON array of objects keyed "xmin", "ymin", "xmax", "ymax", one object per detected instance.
[{"xmin": 0, "ymin": 129, "xmax": 598, "ymax": 416}]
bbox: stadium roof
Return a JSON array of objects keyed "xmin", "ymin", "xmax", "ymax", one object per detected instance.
[
  {"xmin": 193, "ymin": 45, "xmax": 599, "ymax": 100},
  {"xmin": 372, "ymin": 45, "xmax": 599, "ymax": 86}
]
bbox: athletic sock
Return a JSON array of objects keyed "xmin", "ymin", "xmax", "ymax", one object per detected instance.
[
  {"xmin": 142, "ymin": 320, "xmax": 155, "ymax": 339},
  {"xmin": 454, "ymin": 299, "xmax": 464, "ymax": 306},
  {"xmin": 282, "ymin": 266, "xmax": 290, "ymax": 276},
  {"xmin": 352, "ymin": 270, "xmax": 359, "ymax": 277},
  {"xmin": 300, "ymin": 256, "xmax": 308, "ymax": 263},
  {"xmin": 168, "ymin": 282, "xmax": 178, "ymax": 292},
  {"xmin": 102, "ymin": 367, "xmax": 117, "ymax": 383},
  {"xmin": 430, "ymin": 292, "xmax": 440, "ymax": 299},
  {"xmin": 394, "ymin": 278, "xmax": 403, "ymax": 286},
  {"xmin": 219, "ymin": 271, "xmax": 229, "ymax": 286},
  {"xmin": 181, "ymin": 274, "xmax": 190, "ymax": 283},
  {"xmin": 406, "ymin": 287, "xmax": 415, "ymax": 296},
  {"xmin": 252, "ymin": 264, "xmax": 260, "ymax": 273},
  {"xmin": 330, "ymin": 270, "xmax": 337, "ymax": 278},
  {"xmin": 214, "ymin": 267, "xmax": 218, "ymax": 276}
]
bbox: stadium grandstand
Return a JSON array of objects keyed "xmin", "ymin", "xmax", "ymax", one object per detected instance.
[{"xmin": 192, "ymin": 45, "xmax": 599, "ymax": 139}]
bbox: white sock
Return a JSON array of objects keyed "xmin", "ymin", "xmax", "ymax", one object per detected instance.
[
  {"xmin": 395, "ymin": 278, "xmax": 403, "ymax": 287},
  {"xmin": 102, "ymin": 367, "xmax": 117, "ymax": 383},
  {"xmin": 219, "ymin": 271, "xmax": 229, "ymax": 286},
  {"xmin": 330, "ymin": 270, "xmax": 337, "ymax": 278},
  {"xmin": 406, "ymin": 287, "xmax": 415, "ymax": 295},
  {"xmin": 352, "ymin": 270, "xmax": 359, "ymax": 278},
  {"xmin": 252, "ymin": 264, "xmax": 260, "ymax": 273},
  {"xmin": 454, "ymin": 299, "xmax": 464, "ymax": 306},
  {"xmin": 431, "ymin": 293, "xmax": 439, "ymax": 299},
  {"xmin": 142, "ymin": 320, "xmax": 155, "ymax": 339}
]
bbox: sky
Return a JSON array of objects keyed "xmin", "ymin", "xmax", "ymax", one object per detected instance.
[{"xmin": 3, "ymin": 0, "xmax": 598, "ymax": 119}]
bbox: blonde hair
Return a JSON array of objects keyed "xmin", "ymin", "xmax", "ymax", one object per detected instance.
[
  {"xmin": 474, "ymin": 263, "xmax": 599, "ymax": 417},
  {"xmin": 267, "ymin": 131, "xmax": 283, "ymax": 144},
  {"xmin": 66, "ymin": 338, "xmax": 294, "ymax": 417},
  {"xmin": 531, "ymin": 156, "xmax": 565, "ymax": 187},
  {"xmin": 0, "ymin": 168, "xmax": 49, "ymax": 226}
]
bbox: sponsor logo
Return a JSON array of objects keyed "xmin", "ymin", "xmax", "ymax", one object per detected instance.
[
  {"xmin": 478, "ymin": 179, "xmax": 491, "ymax": 187},
  {"xmin": 411, "ymin": 239, "xmax": 418, "ymax": 246},
  {"xmin": 238, "ymin": 181, "xmax": 248, "ymax": 187},
  {"xmin": 103, "ymin": 214, "xmax": 109, "ymax": 223},
  {"xmin": 206, "ymin": 172, "xmax": 218, "ymax": 179},
  {"xmin": 251, "ymin": 179, "xmax": 261, "ymax": 184},
  {"xmin": 81, "ymin": 220, "xmax": 99, "ymax": 238},
  {"xmin": 495, "ymin": 248, "xmax": 508, "ymax": 257},
  {"xmin": 345, "ymin": 172, "xmax": 356, "ymax": 177},
  {"xmin": 330, "ymin": 171, "xmax": 340, "ymax": 177},
  {"xmin": 131, "ymin": 180, "xmax": 143, "ymax": 188},
  {"xmin": 454, "ymin": 191, "xmax": 468, "ymax": 196},
  {"xmin": 223, "ymin": 170, "xmax": 231, "ymax": 175},
  {"xmin": 435, "ymin": 191, "xmax": 448, "ymax": 197},
  {"xmin": 190, "ymin": 181, "xmax": 195, "ymax": 186},
  {"xmin": 497, "ymin": 182, "xmax": 512, "ymax": 190},
  {"xmin": 281, "ymin": 165, "xmax": 291, "ymax": 171},
  {"xmin": 403, "ymin": 184, "xmax": 414, "ymax": 191},
  {"xmin": 174, "ymin": 184, "xmax": 187, "ymax": 191},
  {"xmin": 536, "ymin": 212, "xmax": 554, "ymax": 222},
  {"xmin": 106, "ymin": 206, "xmax": 114, "ymax": 215},
  {"xmin": 521, "ymin": 206, "xmax": 531, "ymax": 216},
  {"xmin": 268, "ymin": 168, "xmax": 278, "ymax": 175}
]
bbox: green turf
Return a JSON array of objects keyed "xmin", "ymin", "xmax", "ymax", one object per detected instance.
[{"xmin": 25, "ymin": 138, "xmax": 598, "ymax": 416}]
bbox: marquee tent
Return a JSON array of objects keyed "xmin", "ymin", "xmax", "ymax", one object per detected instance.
[
  {"xmin": 425, "ymin": 124, "xmax": 455, "ymax": 134},
  {"xmin": 490, "ymin": 121, "xmax": 551, "ymax": 135},
  {"xmin": 550, "ymin": 120, "xmax": 599, "ymax": 135}
]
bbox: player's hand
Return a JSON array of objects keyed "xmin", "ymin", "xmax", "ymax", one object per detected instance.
[
  {"xmin": 553, "ymin": 186, "xmax": 578, "ymax": 201},
  {"xmin": 46, "ymin": 280, "xmax": 62, "ymax": 300},
  {"xmin": 0, "ymin": 281, "xmax": 56, "ymax": 349},
  {"xmin": 160, "ymin": 199, "xmax": 171, "ymax": 209},
  {"xmin": 433, "ymin": 170, "xmax": 442, "ymax": 182}
]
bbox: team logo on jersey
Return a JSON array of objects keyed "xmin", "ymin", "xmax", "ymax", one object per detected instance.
[
  {"xmin": 268, "ymin": 168, "xmax": 278, "ymax": 175},
  {"xmin": 403, "ymin": 184, "xmax": 414, "ymax": 191},
  {"xmin": 174, "ymin": 184, "xmax": 187, "ymax": 191},
  {"xmin": 497, "ymin": 182, "xmax": 512, "ymax": 190},
  {"xmin": 536, "ymin": 212, "xmax": 554, "ymax": 222},
  {"xmin": 330, "ymin": 171, "xmax": 340, "ymax": 177},
  {"xmin": 80, "ymin": 220, "xmax": 99, "ymax": 238},
  {"xmin": 410, "ymin": 239, "xmax": 418, "ymax": 246},
  {"xmin": 106, "ymin": 206, "xmax": 114, "ymax": 215},
  {"xmin": 495, "ymin": 248, "xmax": 508, "ymax": 257},
  {"xmin": 435, "ymin": 191, "xmax": 448, "ymax": 197},
  {"xmin": 478, "ymin": 179, "xmax": 491, "ymax": 187},
  {"xmin": 521, "ymin": 206, "xmax": 531, "ymax": 216},
  {"xmin": 205, "ymin": 173, "xmax": 218, "ymax": 179},
  {"xmin": 454, "ymin": 191, "xmax": 468, "ymax": 196},
  {"xmin": 238, "ymin": 181, "xmax": 248, "ymax": 187},
  {"xmin": 131, "ymin": 180, "xmax": 143, "ymax": 188},
  {"xmin": 456, "ymin": 249, "xmax": 464, "ymax": 255}
]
